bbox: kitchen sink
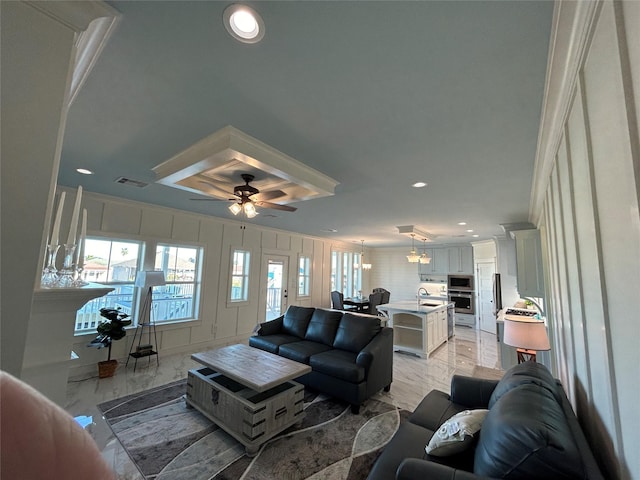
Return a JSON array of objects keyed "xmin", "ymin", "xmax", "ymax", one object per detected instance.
[{"xmin": 421, "ymin": 302, "xmax": 443, "ymax": 307}]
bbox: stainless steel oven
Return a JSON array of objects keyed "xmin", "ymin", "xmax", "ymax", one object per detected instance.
[{"xmin": 448, "ymin": 290, "xmax": 475, "ymax": 315}]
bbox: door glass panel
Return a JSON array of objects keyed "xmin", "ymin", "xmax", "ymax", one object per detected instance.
[{"xmin": 266, "ymin": 260, "xmax": 284, "ymax": 321}]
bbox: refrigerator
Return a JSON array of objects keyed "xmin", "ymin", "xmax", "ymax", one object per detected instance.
[{"xmin": 492, "ymin": 273, "xmax": 503, "ymax": 316}]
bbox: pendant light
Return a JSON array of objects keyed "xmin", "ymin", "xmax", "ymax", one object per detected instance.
[
  {"xmin": 419, "ymin": 238, "xmax": 431, "ymax": 264},
  {"xmin": 360, "ymin": 240, "xmax": 372, "ymax": 270},
  {"xmin": 406, "ymin": 234, "xmax": 420, "ymax": 263}
]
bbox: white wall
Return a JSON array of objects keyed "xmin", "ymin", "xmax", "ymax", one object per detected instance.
[
  {"xmin": 530, "ymin": 2, "xmax": 640, "ymax": 478},
  {"xmin": 0, "ymin": 2, "xmax": 97, "ymax": 376},
  {"xmin": 65, "ymin": 189, "xmax": 360, "ymax": 375}
]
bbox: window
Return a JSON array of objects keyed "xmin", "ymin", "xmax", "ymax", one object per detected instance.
[
  {"xmin": 75, "ymin": 238, "xmax": 142, "ymax": 333},
  {"xmin": 230, "ymin": 249, "xmax": 250, "ymax": 302},
  {"xmin": 153, "ymin": 244, "xmax": 201, "ymax": 322},
  {"xmin": 298, "ymin": 255, "xmax": 311, "ymax": 296},
  {"xmin": 330, "ymin": 249, "xmax": 361, "ymax": 298}
]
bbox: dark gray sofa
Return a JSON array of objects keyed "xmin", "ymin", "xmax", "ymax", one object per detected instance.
[
  {"xmin": 368, "ymin": 361, "xmax": 605, "ymax": 480},
  {"xmin": 250, "ymin": 305, "xmax": 393, "ymax": 413}
]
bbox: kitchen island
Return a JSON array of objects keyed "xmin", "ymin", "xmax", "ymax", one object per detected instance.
[{"xmin": 377, "ymin": 301, "xmax": 454, "ymax": 358}]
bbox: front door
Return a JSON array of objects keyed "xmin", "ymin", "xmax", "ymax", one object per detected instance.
[
  {"xmin": 477, "ymin": 261, "xmax": 496, "ymax": 334},
  {"xmin": 261, "ymin": 255, "xmax": 289, "ymax": 321}
]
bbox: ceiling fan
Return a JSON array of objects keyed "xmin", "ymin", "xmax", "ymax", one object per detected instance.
[{"xmin": 191, "ymin": 173, "xmax": 297, "ymax": 218}]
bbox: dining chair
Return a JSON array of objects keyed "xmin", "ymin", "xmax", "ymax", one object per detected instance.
[
  {"xmin": 366, "ymin": 291, "xmax": 383, "ymax": 315},
  {"xmin": 373, "ymin": 288, "xmax": 390, "ymax": 305},
  {"xmin": 331, "ymin": 290, "xmax": 344, "ymax": 310}
]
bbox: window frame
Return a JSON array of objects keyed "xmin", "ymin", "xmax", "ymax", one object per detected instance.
[
  {"xmin": 297, "ymin": 254, "xmax": 312, "ymax": 298},
  {"xmin": 152, "ymin": 243, "xmax": 203, "ymax": 324},
  {"xmin": 229, "ymin": 247, "xmax": 251, "ymax": 305},
  {"xmin": 331, "ymin": 248, "xmax": 362, "ymax": 298},
  {"xmin": 74, "ymin": 236, "xmax": 144, "ymax": 334}
]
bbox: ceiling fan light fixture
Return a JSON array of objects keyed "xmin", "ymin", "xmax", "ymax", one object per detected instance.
[
  {"xmin": 229, "ymin": 202, "xmax": 242, "ymax": 215},
  {"xmin": 223, "ymin": 4, "xmax": 265, "ymax": 44},
  {"xmin": 244, "ymin": 201, "xmax": 258, "ymax": 218}
]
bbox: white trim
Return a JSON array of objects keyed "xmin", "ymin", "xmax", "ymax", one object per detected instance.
[
  {"xmin": 529, "ymin": 0, "xmax": 601, "ymax": 226},
  {"xmin": 69, "ymin": 7, "xmax": 121, "ymax": 106}
]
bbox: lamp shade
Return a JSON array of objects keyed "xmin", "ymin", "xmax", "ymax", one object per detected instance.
[
  {"xmin": 134, "ymin": 271, "xmax": 166, "ymax": 289},
  {"xmin": 503, "ymin": 318, "xmax": 550, "ymax": 351}
]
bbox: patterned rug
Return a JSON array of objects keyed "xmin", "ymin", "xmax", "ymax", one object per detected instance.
[{"xmin": 98, "ymin": 380, "xmax": 409, "ymax": 480}]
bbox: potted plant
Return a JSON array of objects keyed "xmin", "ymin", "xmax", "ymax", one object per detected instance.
[{"xmin": 87, "ymin": 307, "xmax": 131, "ymax": 378}]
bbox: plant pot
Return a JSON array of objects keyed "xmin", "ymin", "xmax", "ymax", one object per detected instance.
[{"xmin": 98, "ymin": 359, "xmax": 118, "ymax": 378}]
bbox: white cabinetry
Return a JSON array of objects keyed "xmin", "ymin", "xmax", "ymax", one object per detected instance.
[
  {"xmin": 420, "ymin": 247, "xmax": 449, "ymax": 275},
  {"xmin": 379, "ymin": 303, "xmax": 451, "ymax": 358},
  {"xmin": 511, "ymin": 230, "xmax": 544, "ymax": 298},
  {"xmin": 448, "ymin": 246, "xmax": 474, "ymax": 274}
]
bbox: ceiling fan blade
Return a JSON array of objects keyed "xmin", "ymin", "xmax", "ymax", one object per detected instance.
[
  {"xmin": 255, "ymin": 201, "xmax": 297, "ymax": 212},
  {"xmin": 197, "ymin": 179, "xmax": 236, "ymax": 198},
  {"xmin": 251, "ymin": 190, "xmax": 286, "ymax": 202},
  {"xmin": 189, "ymin": 197, "xmax": 235, "ymax": 201}
]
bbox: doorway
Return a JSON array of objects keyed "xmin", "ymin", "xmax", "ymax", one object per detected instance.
[
  {"xmin": 477, "ymin": 261, "xmax": 497, "ymax": 334},
  {"xmin": 262, "ymin": 255, "xmax": 289, "ymax": 321}
]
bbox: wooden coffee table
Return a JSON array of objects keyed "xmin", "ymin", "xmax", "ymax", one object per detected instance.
[{"xmin": 186, "ymin": 344, "xmax": 311, "ymax": 456}]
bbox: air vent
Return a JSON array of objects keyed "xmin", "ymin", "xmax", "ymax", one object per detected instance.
[{"xmin": 115, "ymin": 177, "xmax": 148, "ymax": 188}]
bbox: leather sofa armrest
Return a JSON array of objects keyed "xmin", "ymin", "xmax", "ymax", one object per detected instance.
[
  {"xmin": 356, "ymin": 327, "xmax": 393, "ymax": 370},
  {"xmin": 397, "ymin": 459, "xmax": 488, "ymax": 480},
  {"xmin": 254, "ymin": 315, "xmax": 284, "ymax": 336},
  {"xmin": 450, "ymin": 375, "xmax": 499, "ymax": 409}
]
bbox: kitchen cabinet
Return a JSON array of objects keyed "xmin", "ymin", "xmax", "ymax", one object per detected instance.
[
  {"xmin": 455, "ymin": 313, "xmax": 475, "ymax": 328},
  {"xmin": 448, "ymin": 246, "xmax": 474, "ymax": 274},
  {"xmin": 511, "ymin": 229, "xmax": 544, "ymax": 298},
  {"xmin": 419, "ymin": 247, "xmax": 449, "ymax": 275}
]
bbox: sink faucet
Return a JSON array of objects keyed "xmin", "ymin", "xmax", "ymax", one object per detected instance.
[{"xmin": 417, "ymin": 287, "xmax": 429, "ymax": 306}]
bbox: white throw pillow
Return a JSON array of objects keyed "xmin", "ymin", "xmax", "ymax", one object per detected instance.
[{"xmin": 425, "ymin": 409, "xmax": 489, "ymax": 457}]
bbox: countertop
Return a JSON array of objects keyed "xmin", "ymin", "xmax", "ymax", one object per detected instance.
[{"xmin": 377, "ymin": 300, "xmax": 453, "ymax": 315}]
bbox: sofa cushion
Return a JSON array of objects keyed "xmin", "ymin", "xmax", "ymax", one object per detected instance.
[
  {"xmin": 278, "ymin": 340, "xmax": 333, "ymax": 364},
  {"xmin": 474, "ymin": 383, "xmax": 585, "ymax": 479},
  {"xmin": 309, "ymin": 349, "xmax": 364, "ymax": 383},
  {"xmin": 425, "ymin": 409, "xmax": 489, "ymax": 457},
  {"xmin": 489, "ymin": 360, "xmax": 557, "ymax": 408},
  {"xmin": 409, "ymin": 390, "xmax": 469, "ymax": 432},
  {"xmin": 304, "ymin": 309, "xmax": 343, "ymax": 346},
  {"xmin": 282, "ymin": 306, "xmax": 315, "ymax": 338},
  {"xmin": 249, "ymin": 334, "xmax": 300, "ymax": 354},
  {"xmin": 332, "ymin": 313, "xmax": 381, "ymax": 353}
]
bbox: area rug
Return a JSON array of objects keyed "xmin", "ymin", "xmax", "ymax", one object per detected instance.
[{"xmin": 98, "ymin": 380, "xmax": 409, "ymax": 480}]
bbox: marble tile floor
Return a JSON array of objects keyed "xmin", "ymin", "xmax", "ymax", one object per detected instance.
[{"xmin": 64, "ymin": 327, "xmax": 501, "ymax": 479}]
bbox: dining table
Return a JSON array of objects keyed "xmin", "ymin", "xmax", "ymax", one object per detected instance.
[{"xmin": 343, "ymin": 296, "xmax": 370, "ymax": 313}]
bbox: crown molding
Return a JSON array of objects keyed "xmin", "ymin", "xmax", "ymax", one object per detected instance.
[
  {"xmin": 25, "ymin": 1, "xmax": 121, "ymax": 107},
  {"xmin": 529, "ymin": 0, "xmax": 601, "ymax": 227}
]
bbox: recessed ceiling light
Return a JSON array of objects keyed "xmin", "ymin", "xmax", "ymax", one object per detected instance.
[
  {"xmin": 457, "ymin": 222, "xmax": 467, "ymax": 225},
  {"xmin": 223, "ymin": 4, "xmax": 265, "ymax": 44},
  {"xmin": 412, "ymin": 182, "xmax": 427, "ymax": 188},
  {"xmin": 472, "ymin": 234, "xmax": 479, "ymax": 238},
  {"xmin": 466, "ymin": 229, "xmax": 474, "ymax": 233},
  {"xmin": 76, "ymin": 168, "xmax": 93, "ymax": 175}
]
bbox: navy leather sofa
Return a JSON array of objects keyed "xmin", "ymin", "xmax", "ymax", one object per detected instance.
[
  {"xmin": 368, "ymin": 361, "xmax": 605, "ymax": 480},
  {"xmin": 250, "ymin": 305, "xmax": 393, "ymax": 413}
]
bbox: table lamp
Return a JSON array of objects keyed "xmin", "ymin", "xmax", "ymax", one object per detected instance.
[
  {"xmin": 503, "ymin": 318, "xmax": 550, "ymax": 363},
  {"xmin": 134, "ymin": 271, "xmax": 166, "ymax": 325}
]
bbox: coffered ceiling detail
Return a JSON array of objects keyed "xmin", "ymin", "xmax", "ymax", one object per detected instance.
[{"xmin": 153, "ymin": 126, "xmax": 339, "ymax": 206}]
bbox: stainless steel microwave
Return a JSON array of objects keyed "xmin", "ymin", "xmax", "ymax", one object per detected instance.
[{"xmin": 447, "ymin": 274, "xmax": 474, "ymax": 291}]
